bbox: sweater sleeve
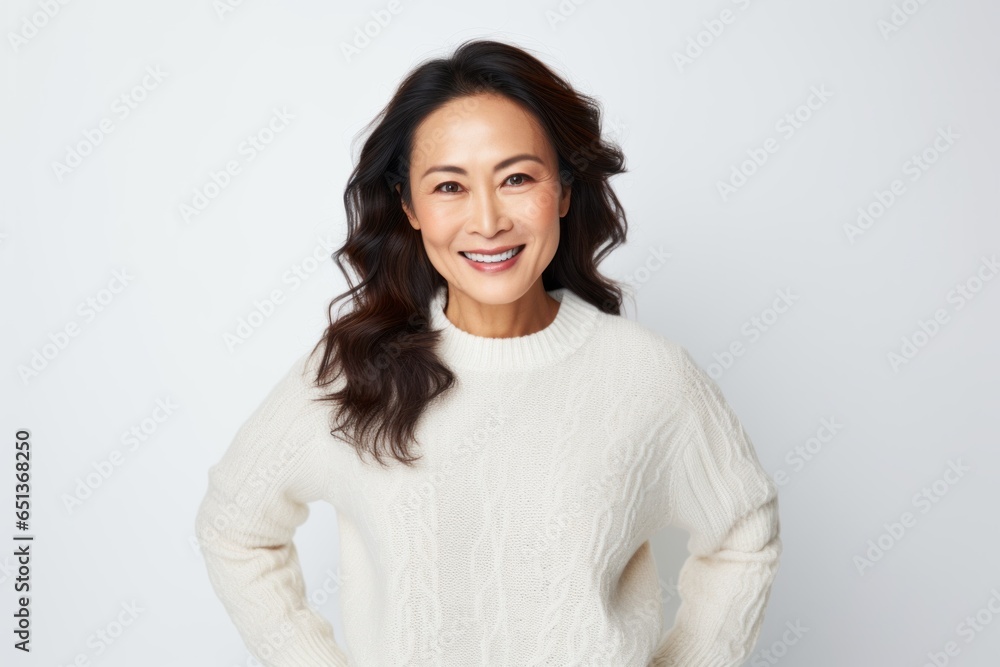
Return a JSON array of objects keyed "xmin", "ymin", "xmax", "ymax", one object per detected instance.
[
  {"xmin": 651, "ymin": 347, "xmax": 782, "ymax": 667},
  {"xmin": 194, "ymin": 351, "xmax": 351, "ymax": 667}
]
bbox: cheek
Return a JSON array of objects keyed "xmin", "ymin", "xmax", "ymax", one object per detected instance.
[
  {"xmin": 520, "ymin": 184, "xmax": 563, "ymax": 218},
  {"xmin": 414, "ymin": 208, "xmax": 461, "ymax": 250}
]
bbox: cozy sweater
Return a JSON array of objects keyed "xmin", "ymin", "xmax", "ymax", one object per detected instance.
[{"xmin": 195, "ymin": 284, "xmax": 782, "ymax": 666}]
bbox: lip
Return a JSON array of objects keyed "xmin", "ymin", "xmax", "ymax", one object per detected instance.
[
  {"xmin": 459, "ymin": 244, "xmax": 525, "ymax": 255},
  {"xmin": 459, "ymin": 244, "xmax": 525, "ymax": 273}
]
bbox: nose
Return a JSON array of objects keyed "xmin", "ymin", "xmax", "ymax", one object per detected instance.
[{"xmin": 467, "ymin": 188, "xmax": 512, "ymax": 237}]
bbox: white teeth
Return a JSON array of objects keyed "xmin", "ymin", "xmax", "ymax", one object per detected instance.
[{"xmin": 461, "ymin": 246, "xmax": 522, "ymax": 263}]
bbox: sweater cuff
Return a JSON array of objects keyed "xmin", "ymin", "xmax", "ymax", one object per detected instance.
[
  {"xmin": 269, "ymin": 631, "xmax": 351, "ymax": 667},
  {"xmin": 650, "ymin": 632, "xmax": 723, "ymax": 667}
]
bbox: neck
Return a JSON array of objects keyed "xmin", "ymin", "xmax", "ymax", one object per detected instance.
[
  {"xmin": 443, "ymin": 286, "xmax": 560, "ymax": 338},
  {"xmin": 427, "ymin": 283, "xmax": 601, "ymax": 371}
]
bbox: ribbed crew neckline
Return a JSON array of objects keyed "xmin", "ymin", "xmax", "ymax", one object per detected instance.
[{"xmin": 428, "ymin": 284, "xmax": 601, "ymax": 371}]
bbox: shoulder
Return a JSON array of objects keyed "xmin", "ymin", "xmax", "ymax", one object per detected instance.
[
  {"xmin": 248, "ymin": 343, "xmax": 341, "ymax": 425},
  {"xmin": 585, "ymin": 304, "xmax": 692, "ymax": 373},
  {"xmin": 572, "ymin": 301, "xmax": 707, "ymax": 407}
]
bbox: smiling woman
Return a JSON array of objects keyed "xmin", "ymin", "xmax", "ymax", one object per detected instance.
[
  {"xmin": 195, "ymin": 38, "xmax": 782, "ymax": 667},
  {"xmin": 397, "ymin": 92, "xmax": 571, "ymax": 336}
]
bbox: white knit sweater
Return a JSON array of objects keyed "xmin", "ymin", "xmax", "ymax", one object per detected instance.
[{"xmin": 195, "ymin": 284, "xmax": 782, "ymax": 666}]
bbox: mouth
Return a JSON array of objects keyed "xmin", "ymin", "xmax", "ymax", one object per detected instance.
[{"xmin": 459, "ymin": 244, "xmax": 525, "ymax": 264}]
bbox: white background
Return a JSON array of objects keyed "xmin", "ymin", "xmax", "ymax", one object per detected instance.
[{"xmin": 2, "ymin": 1, "xmax": 999, "ymax": 665}]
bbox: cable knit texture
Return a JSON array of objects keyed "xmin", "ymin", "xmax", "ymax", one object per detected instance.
[{"xmin": 195, "ymin": 284, "xmax": 782, "ymax": 666}]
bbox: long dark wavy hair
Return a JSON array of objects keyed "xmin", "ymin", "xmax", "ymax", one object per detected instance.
[{"xmin": 309, "ymin": 38, "xmax": 629, "ymax": 468}]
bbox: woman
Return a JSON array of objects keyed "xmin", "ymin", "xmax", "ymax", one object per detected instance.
[{"xmin": 195, "ymin": 38, "xmax": 782, "ymax": 666}]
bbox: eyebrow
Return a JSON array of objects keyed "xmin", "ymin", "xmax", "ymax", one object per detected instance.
[{"xmin": 420, "ymin": 153, "xmax": 545, "ymax": 180}]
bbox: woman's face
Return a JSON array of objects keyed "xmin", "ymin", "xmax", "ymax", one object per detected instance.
[{"xmin": 398, "ymin": 92, "xmax": 570, "ymax": 307}]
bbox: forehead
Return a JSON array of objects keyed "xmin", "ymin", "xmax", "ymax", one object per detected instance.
[{"xmin": 410, "ymin": 93, "xmax": 553, "ymax": 166}]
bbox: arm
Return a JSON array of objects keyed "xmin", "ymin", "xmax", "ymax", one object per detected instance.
[
  {"xmin": 194, "ymin": 351, "xmax": 351, "ymax": 667},
  {"xmin": 652, "ymin": 347, "xmax": 782, "ymax": 667}
]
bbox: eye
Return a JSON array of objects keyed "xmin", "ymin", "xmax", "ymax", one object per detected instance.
[
  {"xmin": 433, "ymin": 182, "xmax": 462, "ymax": 194},
  {"xmin": 505, "ymin": 173, "xmax": 533, "ymax": 187}
]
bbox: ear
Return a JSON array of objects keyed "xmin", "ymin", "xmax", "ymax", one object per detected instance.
[
  {"xmin": 396, "ymin": 183, "xmax": 419, "ymax": 230},
  {"xmin": 558, "ymin": 180, "xmax": 571, "ymax": 218}
]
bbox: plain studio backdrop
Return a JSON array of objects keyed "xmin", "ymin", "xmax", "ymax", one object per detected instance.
[{"xmin": 2, "ymin": 1, "xmax": 999, "ymax": 665}]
